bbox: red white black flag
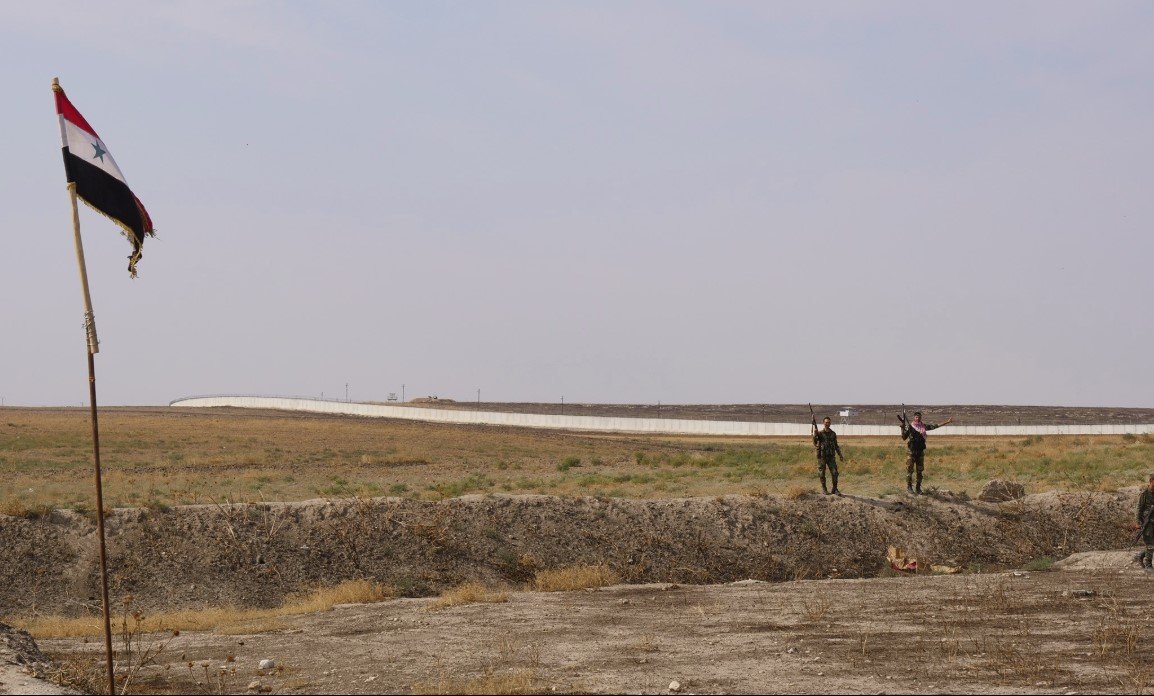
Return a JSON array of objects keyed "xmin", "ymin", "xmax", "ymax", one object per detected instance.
[{"xmin": 54, "ymin": 84, "xmax": 155, "ymax": 277}]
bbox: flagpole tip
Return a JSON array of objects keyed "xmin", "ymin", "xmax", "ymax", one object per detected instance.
[{"xmin": 51, "ymin": 77, "xmax": 60, "ymax": 91}]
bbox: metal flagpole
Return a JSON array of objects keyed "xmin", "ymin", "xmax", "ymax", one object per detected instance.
[{"xmin": 65, "ymin": 161, "xmax": 117, "ymax": 694}]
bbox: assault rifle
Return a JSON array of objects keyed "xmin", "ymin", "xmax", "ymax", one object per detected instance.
[
  {"xmin": 808, "ymin": 403, "xmax": 817, "ymax": 436},
  {"xmin": 1136, "ymin": 501, "xmax": 1154, "ymax": 543}
]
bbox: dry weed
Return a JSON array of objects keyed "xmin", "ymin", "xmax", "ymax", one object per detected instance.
[
  {"xmin": 428, "ymin": 582, "xmax": 510, "ymax": 610},
  {"xmin": 0, "ymin": 497, "xmax": 55, "ymax": 520},
  {"xmin": 214, "ymin": 618, "xmax": 293, "ymax": 635},
  {"xmin": 412, "ymin": 668, "xmax": 538, "ymax": 695},
  {"xmin": 43, "ymin": 654, "xmax": 106, "ymax": 695},
  {"xmin": 529, "ymin": 564, "xmax": 619, "ymax": 592},
  {"xmin": 784, "ymin": 484, "xmax": 809, "ymax": 500},
  {"xmin": 15, "ymin": 579, "xmax": 396, "ymax": 638},
  {"xmin": 284, "ymin": 579, "xmax": 397, "ymax": 612},
  {"xmin": 801, "ymin": 595, "xmax": 831, "ymax": 622}
]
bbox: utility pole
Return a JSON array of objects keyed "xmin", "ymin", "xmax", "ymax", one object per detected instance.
[
  {"xmin": 402, "ymin": 384, "xmax": 405, "ymax": 403},
  {"xmin": 477, "ymin": 388, "xmax": 480, "ymax": 404}
]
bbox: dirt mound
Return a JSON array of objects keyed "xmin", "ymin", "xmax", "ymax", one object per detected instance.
[
  {"xmin": 978, "ymin": 479, "xmax": 1027, "ymax": 502},
  {"xmin": 0, "ymin": 622, "xmax": 46, "ymax": 666},
  {"xmin": 0, "ymin": 490, "xmax": 1137, "ymax": 616},
  {"xmin": 0, "ymin": 622, "xmax": 71, "ymax": 696},
  {"xmin": 1052, "ymin": 549, "xmax": 1142, "ymax": 572}
]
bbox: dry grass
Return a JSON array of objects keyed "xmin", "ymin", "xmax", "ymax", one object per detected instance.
[
  {"xmin": 529, "ymin": 564, "xmax": 620, "ymax": 592},
  {"xmin": 1, "ymin": 407, "xmax": 1151, "ymax": 515},
  {"xmin": 801, "ymin": 595, "xmax": 831, "ymax": 621},
  {"xmin": 0, "ymin": 496, "xmax": 56, "ymax": 519},
  {"xmin": 784, "ymin": 484, "xmax": 809, "ymax": 500},
  {"xmin": 411, "ymin": 668, "xmax": 538, "ymax": 695},
  {"xmin": 428, "ymin": 582, "xmax": 510, "ymax": 610},
  {"xmin": 13, "ymin": 579, "xmax": 395, "ymax": 638}
]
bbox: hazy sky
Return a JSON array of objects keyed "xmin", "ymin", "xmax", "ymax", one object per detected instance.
[{"xmin": 2, "ymin": 1, "xmax": 1152, "ymax": 407}]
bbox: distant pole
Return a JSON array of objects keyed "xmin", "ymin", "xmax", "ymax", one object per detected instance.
[
  {"xmin": 477, "ymin": 388, "xmax": 480, "ymax": 404},
  {"xmin": 345, "ymin": 383, "xmax": 349, "ymax": 402},
  {"xmin": 561, "ymin": 395, "xmax": 564, "ymax": 414},
  {"xmin": 62, "ymin": 163, "xmax": 115, "ymax": 694},
  {"xmin": 402, "ymin": 384, "xmax": 405, "ymax": 403}
]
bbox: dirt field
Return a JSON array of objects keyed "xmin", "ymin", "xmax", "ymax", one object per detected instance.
[
  {"xmin": 2, "ymin": 407, "xmax": 1151, "ymax": 513},
  {"xmin": 33, "ymin": 554, "xmax": 1154, "ymax": 694},
  {"xmin": 2, "ymin": 405, "xmax": 1153, "ymax": 694}
]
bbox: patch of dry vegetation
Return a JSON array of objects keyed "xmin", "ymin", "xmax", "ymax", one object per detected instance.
[
  {"xmin": 13, "ymin": 579, "xmax": 395, "ymax": 638},
  {"xmin": 428, "ymin": 582, "xmax": 510, "ymax": 610},
  {"xmin": 1, "ymin": 407, "xmax": 1151, "ymax": 515},
  {"xmin": 529, "ymin": 564, "xmax": 620, "ymax": 592}
]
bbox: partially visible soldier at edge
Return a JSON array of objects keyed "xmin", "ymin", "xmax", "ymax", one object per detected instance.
[
  {"xmin": 1133, "ymin": 474, "xmax": 1154, "ymax": 570},
  {"xmin": 813, "ymin": 416, "xmax": 845, "ymax": 496},
  {"xmin": 898, "ymin": 410, "xmax": 952, "ymax": 495}
]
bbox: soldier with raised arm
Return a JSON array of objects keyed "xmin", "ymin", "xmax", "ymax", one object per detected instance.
[
  {"xmin": 813, "ymin": 416, "xmax": 845, "ymax": 496},
  {"xmin": 898, "ymin": 410, "xmax": 952, "ymax": 495}
]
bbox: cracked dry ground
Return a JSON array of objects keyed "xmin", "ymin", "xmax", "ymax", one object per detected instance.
[{"xmin": 40, "ymin": 553, "xmax": 1154, "ymax": 695}]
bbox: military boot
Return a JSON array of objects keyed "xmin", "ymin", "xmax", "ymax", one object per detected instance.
[
  {"xmin": 906, "ymin": 476, "xmax": 914, "ymax": 495},
  {"xmin": 915, "ymin": 472, "xmax": 923, "ymax": 495},
  {"xmin": 820, "ymin": 472, "xmax": 829, "ymax": 495},
  {"xmin": 1143, "ymin": 551, "xmax": 1153, "ymax": 570},
  {"xmin": 831, "ymin": 471, "xmax": 840, "ymax": 496}
]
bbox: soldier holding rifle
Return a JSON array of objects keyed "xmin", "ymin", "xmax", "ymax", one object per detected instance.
[
  {"xmin": 897, "ymin": 409, "xmax": 952, "ymax": 495},
  {"xmin": 811, "ymin": 405, "xmax": 845, "ymax": 496},
  {"xmin": 1133, "ymin": 474, "xmax": 1154, "ymax": 570}
]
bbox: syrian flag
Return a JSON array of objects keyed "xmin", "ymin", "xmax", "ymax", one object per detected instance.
[{"xmin": 54, "ymin": 84, "xmax": 155, "ymax": 277}]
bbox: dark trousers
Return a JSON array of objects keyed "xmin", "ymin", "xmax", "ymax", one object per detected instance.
[
  {"xmin": 906, "ymin": 450, "xmax": 925, "ymax": 489},
  {"xmin": 819, "ymin": 456, "xmax": 839, "ymax": 491}
]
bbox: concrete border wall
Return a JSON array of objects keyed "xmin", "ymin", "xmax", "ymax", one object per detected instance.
[{"xmin": 169, "ymin": 396, "xmax": 1154, "ymax": 437}]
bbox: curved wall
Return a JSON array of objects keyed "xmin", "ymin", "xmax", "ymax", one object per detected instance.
[{"xmin": 169, "ymin": 396, "xmax": 1154, "ymax": 437}]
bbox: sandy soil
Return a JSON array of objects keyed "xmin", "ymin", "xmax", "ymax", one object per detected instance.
[{"xmin": 38, "ymin": 555, "xmax": 1154, "ymax": 694}]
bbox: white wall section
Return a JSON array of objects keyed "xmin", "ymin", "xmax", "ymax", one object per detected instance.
[{"xmin": 169, "ymin": 396, "xmax": 1154, "ymax": 437}]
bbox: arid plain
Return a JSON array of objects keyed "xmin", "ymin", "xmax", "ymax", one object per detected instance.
[{"xmin": 1, "ymin": 405, "xmax": 1151, "ymax": 694}]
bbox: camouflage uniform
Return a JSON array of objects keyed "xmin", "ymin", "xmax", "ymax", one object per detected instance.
[
  {"xmin": 901, "ymin": 420, "xmax": 942, "ymax": 494},
  {"xmin": 1137, "ymin": 488, "xmax": 1154, "ymax": 569},
  {"xmin": 813, "ymin": 426, "xmax": 843, "ymax": 495}
]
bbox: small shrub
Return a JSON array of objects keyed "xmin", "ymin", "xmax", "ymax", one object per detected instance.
[
  {"xmin": 529, "ymin": 564, "xmax": 619, "ymax": 592},
  {"xmin": 0, "ymin": 498, "xmax": 55, "ymax": 520},
  {"xmin": 802, "ymin": 595, "xmax": 831, "ymax": 621},
  {"xmin": 1023, "ymin": 556, "xmax": 1055, "ymax": 572},
  {"xmin": 557, "ymin": 457, "xmax": 581, "ymax": 472},
  {"xmin": 285, "ymin": 579, "xmax": 397, "ymax": 612},
  {"xmin": 428, "ymin": 582, "xmax": 509, "ymax": 610},
  {"xmin": 784, "ymin": 484, "xmax": 809, "ymax": 500}
]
